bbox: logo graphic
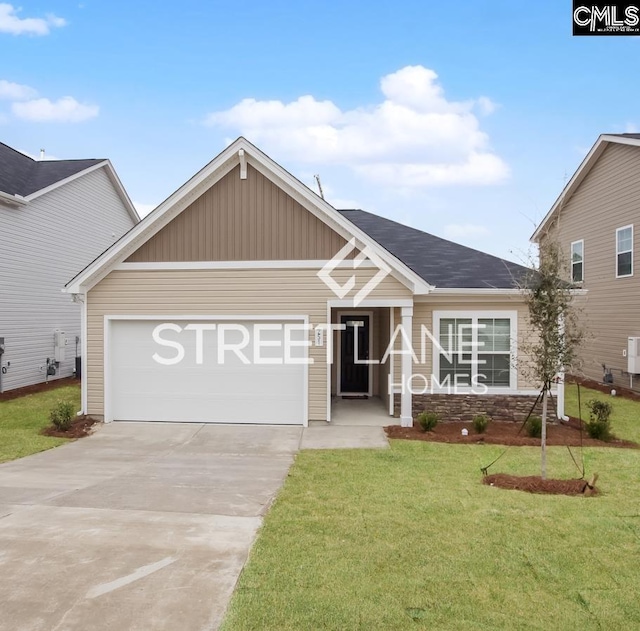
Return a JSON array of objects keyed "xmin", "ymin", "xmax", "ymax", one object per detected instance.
[
  {"xmin": 317, "ymin": 238, "xmax": 392, "ymax": 306},
  {"xmin": 573, "ymin": 2, "xmax": 640, "ymax": 35}
]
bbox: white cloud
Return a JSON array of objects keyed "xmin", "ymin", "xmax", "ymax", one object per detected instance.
[
  {"xmin": 0, "ymin": 79, "xmax": 36, "ymax": 100},
  {"xmin": 204, "ymin": 65, "xmax": 509, "ymax": 188},
  {"xmin": 443, "ymin": 223, "xmax": 491, "ymax": 240},
  {"xmin": 12, "ymin": 96, "xmax": 99, "ymax": 122},
  {"xmin": 0, "ymin": 3, "xmax": 66, "ymax": 35},
  {"xmin": 133, "ymin": 201, "xmax": 157, "ymax": 217},
  {"xmin": 624, "ymin": 122, "xmax": 639, "ymax": 133}
]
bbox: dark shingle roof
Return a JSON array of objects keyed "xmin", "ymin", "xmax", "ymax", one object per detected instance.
[
  {"xmin": 0, "ymin": 141, "xmax": 103, "ymax": 197},
  {"xmin": 610, "ymin": 133, "xmax": 640, "ymax": 140},
  {"xmin": 338, "ymin": 209, "xmax": 530, "ymax": 289}
]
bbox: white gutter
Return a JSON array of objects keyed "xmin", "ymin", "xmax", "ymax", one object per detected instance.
[{"xmin": 0, "ymin": 190, "xmax": 28, "ymax": 207}]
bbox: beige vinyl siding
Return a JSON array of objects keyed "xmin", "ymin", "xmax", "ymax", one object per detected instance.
[
  {"xmin": 412, "ymin": 297, "xmax": 536, "ymax": 390},
  {"xmin": 87, "ymin": 268, "xmax": 411, "ymax": 420},
  {"xmin": 126, "ymin": 164, "xmax": 351, "ymax": 262},
  {"xmin": 540, "ymin": 143, "xmax": 640, "ymax": 386},
  {"xmin": 378, "ymin": 307, "xmax": 390, "ymax": 403}
]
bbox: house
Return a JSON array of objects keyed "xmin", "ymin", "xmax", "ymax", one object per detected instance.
[
  {"xmin": 0, "ymin": 142, "xmax": 139, "ymax": 392},
  {"xmin": 65, "ymin": 137, "xmax": 542, "ymax": 427},
  {"xmin": 532, "ymin": 133, "xmax": 640, "ymax": 391}
]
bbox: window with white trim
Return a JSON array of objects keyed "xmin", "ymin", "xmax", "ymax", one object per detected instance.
[
  {"xmin": 571, "ymin": 240, "xmax": 584, "ymax": 283},
  {"xmin": 435, "ymin": 312, "xmax": 516, "ymax": 390},
  {"xmin": 616, "ymin": 225, "xmax": 633, "ymax": 278}
]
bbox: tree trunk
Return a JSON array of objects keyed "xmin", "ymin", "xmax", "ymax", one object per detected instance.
[{"xmin": 541, "ymin": 383, "xmax": 548, "ymax": 480}]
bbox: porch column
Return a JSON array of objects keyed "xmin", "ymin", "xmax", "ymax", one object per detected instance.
[{"xmin": 401, "ymin": 305, "xmax": 413, "ymax": 428}]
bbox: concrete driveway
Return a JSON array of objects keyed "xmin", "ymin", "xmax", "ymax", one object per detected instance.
[{"xmin": 0, "ymin": 423, "xmax": 304, "ymax": 631}]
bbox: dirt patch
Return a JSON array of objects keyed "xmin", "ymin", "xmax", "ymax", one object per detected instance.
[
  {"xmin": 568, "ymin": 375, "xmax": 640, "ymax": 403},
  {"xmin": 41, "ymin": 415, "xmax": 100, "ymax": 439},
  {"xmin": 0, "ymin": 377, "xmax": 80, "ymax": 402},
  {"xmin": 483, "ymin": 473, "xmax": 597, "ymax": 496},
  {"xmin": 385, "ymin": 418, "xmax": 638, "ymax": 449}
]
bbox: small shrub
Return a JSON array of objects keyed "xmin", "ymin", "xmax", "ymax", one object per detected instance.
[
  {"xmin": 586, "ymin": 399, "xmax": 612, "ymax": 423},
  {"xmin": 525, "ymin": 415, "xmax": 542, "ymax": 438},
  {"xmin": 417, "ymin": 411, "xmax": 438, "ymax": 432},
  {"xmin": 473, "ymin": 414, "xmax": 490, "ymax": 434},
  {"xmin": 586, "ymin": 399, "xmax": 613, "ymax": 441},
  {"xmin": 50, "ymin": 401, "xmax": 75, "ymax": 431}
]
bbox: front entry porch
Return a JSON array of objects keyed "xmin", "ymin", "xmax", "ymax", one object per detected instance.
[
  {"xmin": 327, "ymin": 301, "xmax": 414, "ymax": 427},
  {"xmin": 330, "ymin": 395, "xmax": 399, "ymax": 426}
]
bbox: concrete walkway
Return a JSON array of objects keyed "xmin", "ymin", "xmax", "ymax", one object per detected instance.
[{"xmin": 0, "ymin": 421, "xmax": 388, "ymax": 631}]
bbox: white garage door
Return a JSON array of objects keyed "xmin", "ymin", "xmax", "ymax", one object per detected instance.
[{"xmin": 107, "ymin": 318, "xmax": 308, "ymax": 424}]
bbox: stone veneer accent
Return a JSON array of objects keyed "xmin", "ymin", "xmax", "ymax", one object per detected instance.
[{"xmin": 394, "ymin": 393, "xmax": 546, "ymax": 423}]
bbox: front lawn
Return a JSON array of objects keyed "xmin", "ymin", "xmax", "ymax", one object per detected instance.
[
  {"xmin": 0, "ymin": 384, "xmax": 80, "ymax": 463},
  {"xmin": 222, "ymin": 386, "xmax": 640, "ymax": 630}
]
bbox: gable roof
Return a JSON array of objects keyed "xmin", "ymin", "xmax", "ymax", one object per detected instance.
[
  {"xmin": 0, "ymin": 141, "xmax": 102, "ymax": 197},
  {"xmin": 531, "ymin": 133, "xmax": 640, "ymax": 242},
  {"xmin": 65, "ymin": 137, "xmax": 530, "ymax": 295},
  {"xmin": 0, "ymin": 141, "xmax": 139, "ymax": 222},
  {"xmin": 65, "ymin": 137, "xmax": 434, "ymax": 295},
  {"xmin": 340, "ymin": 210, "xmax": 529, "ymax": 289}
]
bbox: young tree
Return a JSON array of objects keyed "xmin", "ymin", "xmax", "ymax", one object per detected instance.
[{"xmin": 520, "ymin": 240, "xmax": 584, "ymax": 479}]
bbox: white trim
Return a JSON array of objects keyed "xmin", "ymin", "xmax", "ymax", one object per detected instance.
[
  {"xmin": 103, "ymin": 314, "xmax": 309, "ymax": 426},
  {"xmin": 426, "ymin": 288, "xmax": 523, "ymax": 296},
  {"xmin": 104, "ymin": 314, "xmax": 307, "ymax": 321},
  {"xmin": 616, "ymin": 224, "xmax": 634, "ymax": 278},
  {"xmin": 336, "ymin": 310, "xmax": 374, "ymax": 397},
  {"xmin": 328, "ymin": 298, "xmax": 413, "ymax": 308},
  {"xmin": 0, "ymin": 190, "xmax": 28, "ymax": 207},
  {"xmin": 65, "ymin": 137, "xmax": 431, "ymax": 295},
  {"xmin": 116, "ymin": 260, "xmax": 378, "ymax": 271},
  {"xmin": 326, "ymin": 301, "xmax": 332, "ymax": 423},
  {"xmin": 570, "ymin": 239, "xmax": 584, "ymax": 283},
  {"xmin": 25, "ymin": 161, "xmax": 107, "ymax": 201},
  {"xmin": 23, "ymin": 161, "xmax": 139, "ymax": 224},
  {"xmin": 400, "ymin": 308, "xmax": 413, "ymax": 427},
  {"xmin": 81, "ymin": 295, "xmax": 87, "ymax": 413},
  {"xmin": 532, "ymin": 134, "xmax": 640, "ymax": 242},
  {"xmin": 431, "ymin": 310, "xmax": 519, "ymax": 392},
  {"xmin": 388, "ymin": 306, "xmax": 394, "ymax": 416}
]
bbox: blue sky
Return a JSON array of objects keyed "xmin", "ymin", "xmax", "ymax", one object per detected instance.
[{"xmin": 1, "ymin": 1, "xmax": 639, "ymax": 263}]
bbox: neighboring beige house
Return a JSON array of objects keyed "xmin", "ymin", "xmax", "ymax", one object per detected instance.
[
  {"xmin": 532, "ymin": 133, "xmax": 640, "ymax": 390},
  {"xmin": 66, "ymin": 138, "xmax": 541, "ymax": 427}
]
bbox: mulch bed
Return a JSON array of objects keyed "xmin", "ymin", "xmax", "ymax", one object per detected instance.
[
  {"xmin": 385, "ymin": 417, "xmax": 638, "ymax": 449},
  {"xmin": 483, "ymin": 473, "xmax": 597, "ymax": 496},
  {"xmin": 41, "ymin": 415, "xmax": 100, "ymax": 439},
  {"xmin": 0, "ymin": 377, "xmax": 80, "ymax": 402}
]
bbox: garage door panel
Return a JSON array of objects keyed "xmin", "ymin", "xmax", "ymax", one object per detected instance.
[{"xmin": 108, "ymin": 319, "xmax": 306, "ymax": 424}]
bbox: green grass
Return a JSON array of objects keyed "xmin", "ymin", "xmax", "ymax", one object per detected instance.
[
  {"xmin": 565, "ymin": 383, "xmax": 640, "ymax": 443},
  {"xmin": 222, "ymin": 386, "xmax": 640, "ymax": 630},
  {"xmin": 0, "ymin": 385, "xmax": 80, "ymax": 463}
]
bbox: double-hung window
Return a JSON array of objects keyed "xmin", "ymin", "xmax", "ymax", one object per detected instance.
[
  {"xmin": 434, "ymin": 312, "xmax": 516, "ymax": 391},
  {"xmin": 571, "ymin": 240, "xmax": 584, "ymax": 283},
  {"xmin": 616, "ymin": 225, "xmax": 633, "ymax": 278}
]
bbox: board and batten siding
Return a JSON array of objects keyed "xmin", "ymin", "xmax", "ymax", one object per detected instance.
[
  {"xmin": 86, "ymin": 268, "xmax": 411, "ymax": 420},
  {"xmin": 540, "ymin": 143, "xmax": 640, "ymax": 386},
  {"xmin": 0, "ymin": 167, "xmax": 136, "ymax": 391},
  {"xmin": 126, "ymin": 164, "xmax": 352, "ymax": 262}
]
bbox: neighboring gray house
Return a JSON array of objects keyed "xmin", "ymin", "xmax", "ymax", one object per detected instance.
[{"xmin": 0, "ymin": 142, "xmax": 139, "ymax": 392}]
